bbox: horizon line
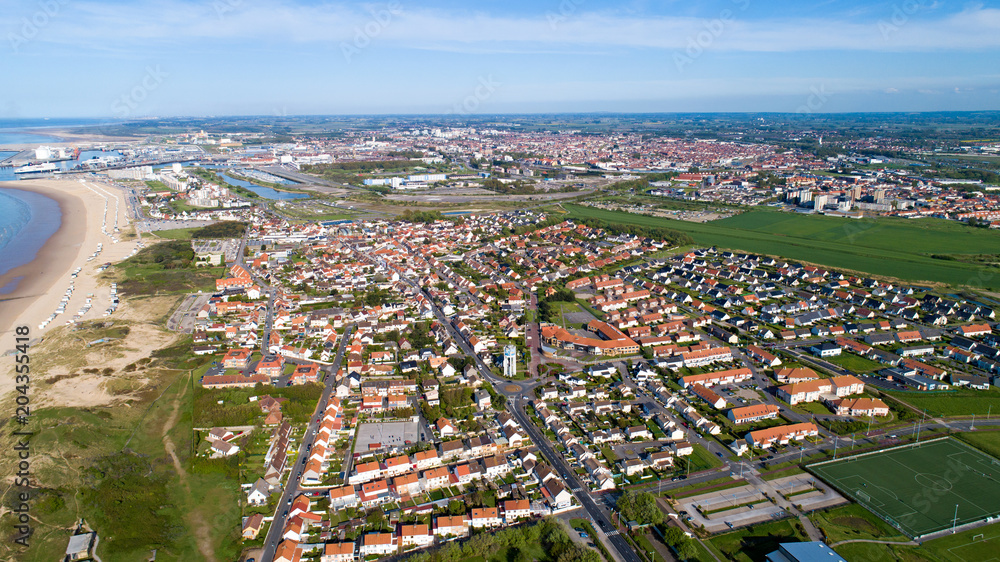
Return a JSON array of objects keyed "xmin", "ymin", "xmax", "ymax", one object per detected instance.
[{"xmin": 9, "ymin": 109, "xmax": 1000, "ymax": 123}]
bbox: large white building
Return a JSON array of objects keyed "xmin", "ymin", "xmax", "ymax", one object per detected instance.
[{"xmin": 106, "ymin": 166, "xmax": 154, "ymax": 180}]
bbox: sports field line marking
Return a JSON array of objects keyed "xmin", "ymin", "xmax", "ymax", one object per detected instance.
[
  {"xmin": 811, "ymin": 438, "xmax": 1000, "ymax": 538},
  {"xmin": 937, "ymin": 453, "xmax": 1000, "ymax": 520},
  {"xmin": 886, "ymin": 450, "xmax": 996, "ymax": 528},
  {"xmin": 945, "ymin": 489, "xmax": 992, "ymax": 523},
  {"xmin": 947, "ymin": 452, "xmax": 1000, "ymax": 486},
  {"xmin": 946, "ymin": 532, "xmax": 1000, "ymax": 562},
  {"xmin": 837, "ymin": 474, "xmax": 886, "ymax": 501},
  {"xmin": 850, "ymin": 465, "xmax": 903, "ymax": 501},
  {"xmin": 828, "ymin": 473, "xmax": 924, "ymax": 535},
  {"xmin": 825, "ymin": 451, "xmax": 952, "ymax": 536}
]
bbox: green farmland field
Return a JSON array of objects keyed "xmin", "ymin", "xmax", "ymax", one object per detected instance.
[
  {"xmin": 565, "ymin": 205, "xmax": 1000, "ymax": 289},
  {"xmin": 884, "ymin": 387, "xmax": 1000, "ymax": 417}
]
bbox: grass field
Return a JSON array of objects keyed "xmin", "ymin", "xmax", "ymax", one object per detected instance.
[
  {"xmin": 835, "ymin": 520, "xmax": 1000, "ymax": 562},
  {"xmin": 111, "ymin": 240, "xmax": 224, "ymax": 295},
  {"xmin": 149, "ymin": 227, "xmax": 200, "ymax": 239},
  {"xmin": 565, "ymin": 204, "xmax": 1000, "ymax": 290},
  {"xmin": 686, "ymin": 443, "xmax": 726, "ymax": 472},
  {"xmin": 956, "ymin": 431, "xmax": 1000, "ymax": 460},
  {"xmin": 824, "ymin": 352, "xmax": 886, "ymax": 374},
  {"xmin": 885, "ymin": 387, "xmax": 1000, "ymax": 417},
  {"xmin": 706, "ymin": 519, "xmax": 807, "ymax": 562},
  {"xmin": 809, "ymin": 503, "xmax": 909, "ymax": 544},
  {"xmin": 810, "ymin": 438, "xmax": 1000, "ymax": 538},
  {"xmin": 914, "ymin": 521, "xmax": 1000, "ymax": 562}
]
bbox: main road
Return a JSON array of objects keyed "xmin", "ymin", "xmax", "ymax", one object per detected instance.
[
  {"xmin": 388, "ymin": 270, "xmax": 643, "ymax": 562},
  {"xmin": 260, "ymin": 325, "xmax": 355, "ymax": 562}
]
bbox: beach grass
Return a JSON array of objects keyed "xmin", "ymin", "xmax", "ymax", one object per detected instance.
[
  {"xmin": 0, "ymin": 288, "xmax": 249, "ymax": 561},
  {"xmin": 0, "ymin": 348, "xmax": 241, "ymax": 561}
]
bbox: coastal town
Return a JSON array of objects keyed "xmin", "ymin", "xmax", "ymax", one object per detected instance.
[
  {"xmin": 5, "ymin": 0, "xmax": 1000, "ymax": 559},
  {"xmin": 6, "ymin": 124, "xmax": 1000, "ymax": 227},
  {"xmin": 166, "ymin": 199, "xmax": 1000, "ymax": 561},
  {"xmin": 4, "ymin": 116, "xmax": 1000, "ymax": 562}
]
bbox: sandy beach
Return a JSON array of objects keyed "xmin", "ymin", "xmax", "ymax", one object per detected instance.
[{"xmin": 0, "ymin": 178, "xmax": 139, "ymax": 341}]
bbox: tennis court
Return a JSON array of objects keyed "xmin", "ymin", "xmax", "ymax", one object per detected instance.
[{"xmin": 809, "ymin": 438, "xmax": 1000, "ymax": 538}]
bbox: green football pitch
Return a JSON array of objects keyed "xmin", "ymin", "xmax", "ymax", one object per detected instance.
[{"xmin": 809, "ymin": 438, "xmax": 1000, "ymax": 538}]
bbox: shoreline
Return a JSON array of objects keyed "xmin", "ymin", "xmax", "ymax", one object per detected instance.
[
  {"xmin": 0, "ymin": 178, "xmax": 137, "ymax": 340},
  {"xmin": 0, "ymin": 127, "xmax": 136, "ymax": 150},
  {"xmin": 0, "ymin": 181, "xmax": 86, "ymax": 338},
  {"xmin": 0, "ymin": 187, "xmax": 63, "ymax": 283}
]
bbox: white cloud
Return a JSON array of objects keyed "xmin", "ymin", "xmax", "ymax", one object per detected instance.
[{"xmin": 7, "ymin": 1, "xmax": 1000, "ymax": 54}]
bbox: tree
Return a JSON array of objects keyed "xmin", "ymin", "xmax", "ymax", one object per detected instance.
[
  {"xmin": 616, "ymin": 489, "xmax": 663, "ymax": 525},
  {"xmin": 494, "ymin": 393, "xmax": 508, "ymax": 410},
  {"xmin": 366, "ymin": 508, "xmax": 387, "ymax": 530},
  {"xmin": 662, "ymin": 526, "xmax": 685, "ymax": 544},
  {"xmin": 662, "ymin": 523, "xmax": 698, "ymax": 560},
  {"xmin": 676, "ymin": 540, "xmax": 699, "ymax": 560}
]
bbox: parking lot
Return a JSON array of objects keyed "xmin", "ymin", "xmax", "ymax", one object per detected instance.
[
  {"xmin": 354, "ymin": 421, "xmax": 420, "ymax": 452},
  {"xmin": 192, "ymin": 238, "xmax": 240, "ymax": 262},
  {"xmin": 676, "ymin": 484, "xmax": 786, "ymax": 533}
]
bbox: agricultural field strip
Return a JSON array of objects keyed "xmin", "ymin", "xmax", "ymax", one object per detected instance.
[{"xmin": 566, "ymin": 204, "xmax": 1000, "ymax": 288}]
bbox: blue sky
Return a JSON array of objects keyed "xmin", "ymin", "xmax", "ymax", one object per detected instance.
[{"xmin": 1, "ymin": 0, "xmax": 999, "ymax": 117}]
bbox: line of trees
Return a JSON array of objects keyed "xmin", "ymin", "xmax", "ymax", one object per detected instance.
[{"xmin": 191, "ymin": 221, "xmax": 247, "ymax": 239}]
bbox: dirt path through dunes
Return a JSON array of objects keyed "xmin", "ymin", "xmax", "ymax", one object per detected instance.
[{"xmin": 160, "ymin": 372, "xmax": 217, "ymax": 562}]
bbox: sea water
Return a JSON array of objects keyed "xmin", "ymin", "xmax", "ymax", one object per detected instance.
[{"xmin": 0, "ymin": 188, "xmax": 62, "ymax": 293}]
